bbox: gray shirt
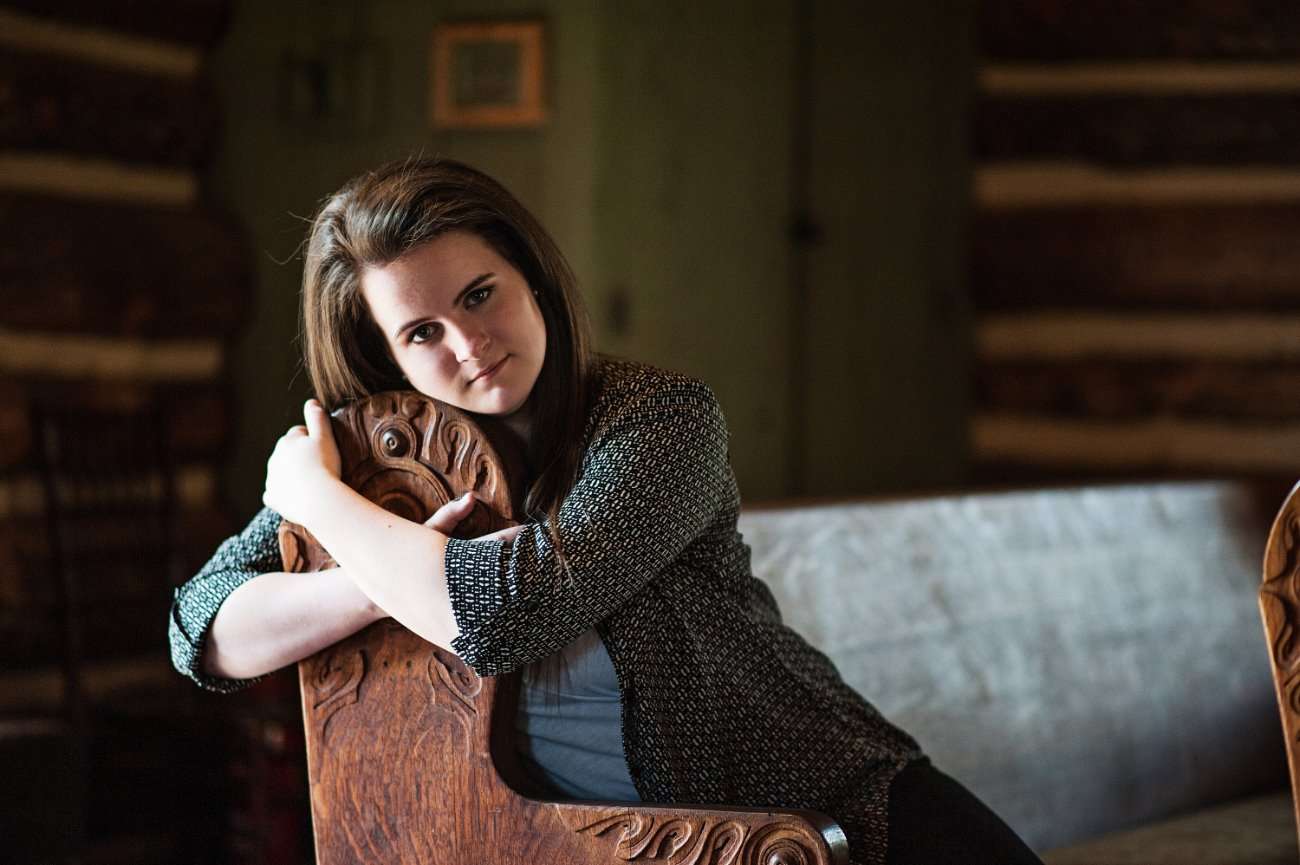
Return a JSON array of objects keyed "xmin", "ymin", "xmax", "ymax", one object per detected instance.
[{"xmin": 515, "ymin": 627, "xmax": 640, "ymax": 801}]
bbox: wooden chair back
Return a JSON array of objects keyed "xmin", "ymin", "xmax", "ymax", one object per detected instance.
[
  {"xmin": 277, "ymin": 391, "xmax": 848, "ymax": 865},
  {"xmin": 1262, "ymin": 479, "xmax": 1300, "ymax": 850}
]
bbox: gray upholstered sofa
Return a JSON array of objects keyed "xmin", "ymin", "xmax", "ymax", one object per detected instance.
[{"xmin": 738, "ymin": 481, "xmax": 1294, "ymax": 863}]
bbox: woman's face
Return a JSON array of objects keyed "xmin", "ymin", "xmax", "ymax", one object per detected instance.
[{"xmin": 359, "ymin": 230, "xmax": 547, "ymax": 425}]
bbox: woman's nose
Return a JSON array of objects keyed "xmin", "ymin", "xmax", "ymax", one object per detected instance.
[{"xmin": 448, "ymin": 322, "xmax": 491, "ymax": 362}]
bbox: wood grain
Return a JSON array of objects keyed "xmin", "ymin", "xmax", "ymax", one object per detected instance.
[
  {"xmin": 980, "ymin": 0, "xmax": 1300, "ymax": 60},
  {"xmin": 0, "ymin": 193, "xmax": 250, "ymax": 336},
  {"xmin": 0, "ymin": 8, "xmax": 199, "ymax": 79},
  {"xmin": 973, "ymin": 204, "xmax": 1300, "ymax": 310},
  {"xmin": 973, "ymin": 413, "xmax": 1300, "ymax": 473},
  {"xmin": 977, "ymin": 164, "xmax": 1300, "ymax": 207},
  {"xmin": 977, "ymin": 313, "xmax": 1300, "ymax": 362},
  {"xmin": 2, "ymin": 0, "xmax": 230, "ymax": 49},
  {"xmin": 0, "ymin": 154, "xmax": 196, "ymax": 205},
  {"xmin": 977, "ymin": 360, "xmax": 1300, "ymax": 420},
  {"xmin": 0, "ymin": 656, "xmax": 174, "ymax": 714},
  {"xmin": 0, "ymin": 47, "xmax": 218, "ymax": 167},
  {"xmin": 0, "ymin": 331, "xmax": 223, "ymax": 380},
  {"xmin": 0, "ymin": 380, "xmax": 231, "ymax": 468},
  {"xmin": 981, "ymin": 62, "xmax": 1300, "ymax": 95},
  {"xmin": 0, "ymin": 501, "xmax": 232, "ymax": 670},
  {"xmin": 977, "ymin": 94, "xmax": 1300, "ymax": 165},
  {"xmin": 0, "ymin": 379, "xmax": 29, "ymax": 470}
]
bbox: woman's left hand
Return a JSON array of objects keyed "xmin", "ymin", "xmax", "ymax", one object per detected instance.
[
  {"xmin": 423, "ymin": 491, "xmax": 526, "ymax": 543},
  {"xmin": 262, "ymin": 399, "xmax": 344, "ymax": 526}
]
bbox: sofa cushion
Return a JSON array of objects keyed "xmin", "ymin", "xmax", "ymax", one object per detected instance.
[
  {"xmin": 1042, "ymin": 790, "xmax": 1295, "ymax": 865},
  {"xmin": 738, "ymin": 482, "xmax": 1287, "ymax": 851}
]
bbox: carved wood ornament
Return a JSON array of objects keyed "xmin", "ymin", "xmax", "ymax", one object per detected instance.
[
  {"xmin": 277, "ymin": 391, "xmax": 848, "ymax": 865},
  {"xmin": 1260, "ymin": 479, "xmax": 1300, "ymax": 851}
]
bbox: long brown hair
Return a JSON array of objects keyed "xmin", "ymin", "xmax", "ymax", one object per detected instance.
[{"xmin": 299, "ymin": 156, "xmax": 595, "ymax": 554}]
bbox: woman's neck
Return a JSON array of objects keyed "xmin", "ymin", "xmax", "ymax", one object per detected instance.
[
  {"xmin": 475, "ymin": 406, "xmax": 535, "ymax": 509},
  {"xmin": 501, "ymin": 408, "xmax": 533, "ymax": 446}
]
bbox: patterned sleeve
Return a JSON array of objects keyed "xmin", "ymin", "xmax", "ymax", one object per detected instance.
[
  {"xmin": 444, "ymin": 375, "xmax": 732, "ymax": 676},
  {"xmin": 168, "ymin": 506, "xmax": 284, "ymax": 692}
]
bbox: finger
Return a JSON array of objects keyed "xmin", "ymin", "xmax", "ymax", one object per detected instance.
[
  {"xmin": 424, "ymin": 491, "xmax": 476, "ymax": 521},
  {"xmin": 475, "ymin": 524, "xmax": 525, "ymax": 543},
  {"xmin": 423, "ymin": 492, "xmax": 476, "ymax": 533},
  {"xmin": 423, "ymin": 495, "xmax": 470, "ymax": 527},
  {"xmin": 303, "ymin": 398, "xmax": 332, "ymax": 440}
]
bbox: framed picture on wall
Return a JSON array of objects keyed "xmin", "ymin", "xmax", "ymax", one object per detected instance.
[{"xmin": 430, "ymin": 20, "xmax": 547, "ymax": 129}]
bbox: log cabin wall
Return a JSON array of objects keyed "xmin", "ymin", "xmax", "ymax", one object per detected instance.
[
  {"xmin": 0, "ymin": 2, "xmax": 253, "ymax": 862},
  {"xmin": 972, "ymin": 1, "xmax": 1300, "ymax": 482}
]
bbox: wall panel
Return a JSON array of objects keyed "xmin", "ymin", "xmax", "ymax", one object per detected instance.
[{"xmin": 973, "ymin": 1, "xmax": 1300, "ymax": 481}]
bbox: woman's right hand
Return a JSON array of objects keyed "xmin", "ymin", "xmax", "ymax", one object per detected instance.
[{"xmin": 423, "ymin": 492, "xmax": 525, "ymax": 542}]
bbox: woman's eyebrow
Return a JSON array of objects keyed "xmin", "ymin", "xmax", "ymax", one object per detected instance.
[{"xmin": 392, "ymin": 272, "xmax": 494, "ymax": 339}]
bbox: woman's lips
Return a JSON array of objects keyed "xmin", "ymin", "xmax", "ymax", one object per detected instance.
[{"xmin": 472, "ymin": 356, "xmax": 508, "ymax": 384}]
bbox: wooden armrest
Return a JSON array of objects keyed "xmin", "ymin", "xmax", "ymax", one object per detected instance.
[
  {"xmin": 555, "ymin": 802, "xmax": 847, "ymax": 864},
  {"xmin": 280, "ymin": 392, "xmax": 848, "ymax": 864},
  {"xmin": 1260, "ymin": 479, "xmax": 1300, "ymax": 852},
  {"xmin": 300, "ymin": 623, "xmax": 845, "ymax": 864}
]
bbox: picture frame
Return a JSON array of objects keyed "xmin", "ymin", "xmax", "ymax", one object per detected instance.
[{"xmin": 430, "ymin": 20, "xmax": 547, "ymax": 130}]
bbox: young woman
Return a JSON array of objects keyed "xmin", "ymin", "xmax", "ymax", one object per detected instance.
[{"xmin": 168, "ymin": 157, "xmax": 1043, "ymax": 865}]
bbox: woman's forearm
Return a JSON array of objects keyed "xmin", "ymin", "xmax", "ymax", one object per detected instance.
[
  {"xmin": 304, "ymin": 479, "xmax": 460, "ymax": 653},
  {"xmin": 202, "ymin": 566, "xmax": 387, "ymax": 680}
]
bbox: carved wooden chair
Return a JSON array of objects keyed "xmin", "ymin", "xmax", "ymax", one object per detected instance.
[
  {"xmin": 1262, "ymin": 479, "xmax": 1300, "ymax": 852},
  {"xmin": 277, "ymin": 392, "xmax": 848, "ymax": 865}
]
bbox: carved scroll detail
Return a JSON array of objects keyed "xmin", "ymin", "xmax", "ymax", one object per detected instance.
[
  {"xmin": 742, "ymin": 821, "xmax": 822, "ymax": 865},
  {"xmin": 1261, "ymin": 483, "xmax": 1300, "ymax": 856},
  {"xmin": 308, "ymin": 646, "xmax": 366, "ymax": 745},
  {"xmin": 574, "ymin": 813, "xmax": 730, "ymax": 864},
  {"xmin": 435, "ymin": 415, "xmax": 474, "ymax": 475},
  {"xmin": 427, "ymin": 650, "xmax": 483, "ymax": 755},
  {"xmin": 1262, "ymin": 508, "xmax": 1300, "ymax": 729},
  {"xmin": 277, "ymin": 390, "xmax": 517, "ymax": 577},
  {"xmin": 566, "ymin": 809, "xmax": 823, "ymax": 865},
  {"xmin": 429, "ymin": 413, "xmax": 503, "ymax": 501}
]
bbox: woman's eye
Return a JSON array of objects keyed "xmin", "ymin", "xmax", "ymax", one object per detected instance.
[
  {"xmin": 411, "ymin": 323, "xmax": 440, "ymax": 344},
  {"xmin": 465, "ymin": 286, "xmax": 493, "ymax": 308}
]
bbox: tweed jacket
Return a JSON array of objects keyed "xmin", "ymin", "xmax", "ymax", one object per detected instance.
[{"xmin": 168, "ymin": 357, "xmax": 925, "ymax": 864}]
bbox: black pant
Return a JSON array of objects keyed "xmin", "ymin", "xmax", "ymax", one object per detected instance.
[{"xmin": 885, "ymin": 759, "xmax": 1045, "ymax": 865}]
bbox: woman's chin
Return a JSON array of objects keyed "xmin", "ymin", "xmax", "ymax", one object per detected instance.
[{"xmin": 464, "ymin": 391, "xmax": 529, "ymax": 419}]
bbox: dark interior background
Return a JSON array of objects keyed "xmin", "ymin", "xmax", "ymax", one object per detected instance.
[{"xmin": 2, "ymin": 0, "xmax": 1298, "ymax": 861}]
